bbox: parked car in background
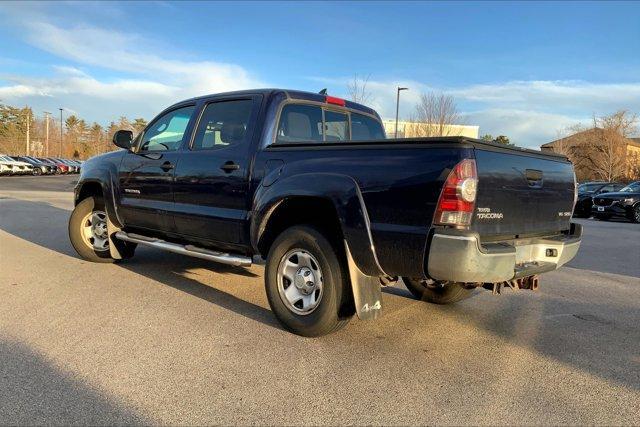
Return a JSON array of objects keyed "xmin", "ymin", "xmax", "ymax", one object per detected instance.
[
  {"xmin": 592, "ymin": 181, "xmax": 640, "ymax": 223},
  {"xmin": 55, "ymin": 158, "xmax": 80, "ymax": 173},
  {"xmin": 12, "ymin": 156, "xmax": 51, "ymax": 175},
  {"xmin": 37, "ymin": 158, "xmax": 61, "ymax": 174},
  {"xmin": 26, "ymin": 156, "xmax": 57, "ymax": 174},
  {"xmin": 574, "ymin": 181, "xmax": 625, "ymax": 218},
  {"xmin": 0, "ymin": 156, "xmax": 16, "ymax": 175},
  {"xmin": 0, "ymin": 154, "xmax": 33, "ymax": 175},
  {"xmin": 44, "ymin": 157, "xmax": 70, "ymax": 173},
  {"xmin": 69, "ymin": 159, "xmax": 83, "ymax": 172}
]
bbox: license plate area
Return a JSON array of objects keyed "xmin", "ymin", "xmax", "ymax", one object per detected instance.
[{"xmin": 598, "ymin": 206, "xmax": 605, "ymax": 212}]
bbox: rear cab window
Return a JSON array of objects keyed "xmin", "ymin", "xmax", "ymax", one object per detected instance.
[
  {"xmin": 274, "ymin": 103, "xmax": 384, "ymax": 144},
  {"xmin": 351, "ymin": 113, "xmax": 385, "ymax": 140}
]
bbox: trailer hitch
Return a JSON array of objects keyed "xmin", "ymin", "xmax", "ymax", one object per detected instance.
[{"xmin": 483, "ymin": 275, "xmax": 539, "ymax": 295}]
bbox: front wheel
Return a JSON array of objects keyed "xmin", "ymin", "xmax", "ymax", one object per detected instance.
[
  {"xmin": 69, "ymin": 197, "xmax": 135, "ymax": 263},
  {"xmin": 403, "ymin": 278, "xmax": 475, "ymax": 304},
  {"xmin": 265, "ymin": 225, "xmax": 351, "ymax": 337}
]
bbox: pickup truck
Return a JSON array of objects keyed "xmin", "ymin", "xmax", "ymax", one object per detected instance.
[{"xmin": 69, "ymin": 89, "xmax": 582, "ymax": 336}]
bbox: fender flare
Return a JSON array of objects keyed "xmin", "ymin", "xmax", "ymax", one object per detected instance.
[
  {"xmin": 252, "ymin": 173, "xmax": 385, "ymax": 276},
  {"xmin": 75, "ymin": 169, "xmax": 129, "ymax": 260},
  {"xmin": 251, "ymin": 173, "xmax": 385, "ymax": 320},
  {"xmin": 75, "ymin": 169, "xmax": 122, "ymax": 226}
]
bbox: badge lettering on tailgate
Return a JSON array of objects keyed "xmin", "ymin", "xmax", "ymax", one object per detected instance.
[{"xmin": 476, "ymin": 207, "xmax": 503, "ymax": 219}]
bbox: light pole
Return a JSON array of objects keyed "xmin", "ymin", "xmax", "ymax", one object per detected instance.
[
  {"xmin": 59, "ymin": 108, "xmax": 64, "ymax": 157},
  {"xmin": 25, "ymin": 108, "xmax": 31, "ymax": 156},
  {"xmin": 44, "ymin": 111, "xmax": 51, "ymax": 157},
  {"xmin": 395, "ymin": 87, "xmax": 408, "ymax": 138}
]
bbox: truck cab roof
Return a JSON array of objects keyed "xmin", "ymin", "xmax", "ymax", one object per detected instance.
[{"xmin": 181, "ymin": 88, "xmax": 380, "ymax": 118}]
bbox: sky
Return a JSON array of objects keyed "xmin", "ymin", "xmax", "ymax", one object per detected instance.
[{"xmin": 0, "ymin": 1, "xmax": 639, "ymax": 148}]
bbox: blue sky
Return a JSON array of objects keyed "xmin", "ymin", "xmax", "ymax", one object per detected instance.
[{"xmin": 1, "ymin": 1, "xmax": 639, "ymax": 147}]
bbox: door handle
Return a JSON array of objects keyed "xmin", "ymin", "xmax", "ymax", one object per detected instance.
[
  {"xmin": 221, "ymin": 161, "xmax": 240, "ymax": 173},
  {"xmin": 160, "ymin": 161, "xmax": 174, "ymax": 172}
]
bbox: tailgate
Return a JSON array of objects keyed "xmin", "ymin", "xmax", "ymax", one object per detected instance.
[{"xmin": 472, "ymin": 148, "xmax": 575, "ymax": 239}]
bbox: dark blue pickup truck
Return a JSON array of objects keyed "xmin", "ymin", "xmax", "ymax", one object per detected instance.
[{"xmin": 69, "ymin": 89, "xmax": 582, "ymax": 336}]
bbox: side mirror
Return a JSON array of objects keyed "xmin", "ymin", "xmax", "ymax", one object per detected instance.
[{"xmin": 113, "ymin": 130, "xmax": 134, "ymax": 149}]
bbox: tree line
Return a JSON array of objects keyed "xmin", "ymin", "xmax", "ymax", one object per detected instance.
[{"xmin": 0, "ymin": 103, "xmax": 147, "ymax": 159}]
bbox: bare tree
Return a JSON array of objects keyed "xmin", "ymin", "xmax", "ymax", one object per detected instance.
[
  {"xmin": 574, "ymin": 111, "xmax": 639, "ymax": 181},
  {"xmin": 411, "ymin": 92, "xmax": 460, "ymax": 137},
  {"xmin": 346, "ymin": 74, "xmax": 373, "ymax": 105},
  {"xmin": 629, "ymin": 152, "xmax": 640, "ymax": 180}
]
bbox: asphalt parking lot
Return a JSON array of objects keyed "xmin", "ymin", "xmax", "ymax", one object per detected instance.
[{"xmin": 1, "ymin": 175, "xmax": 639, "ymax": 425}]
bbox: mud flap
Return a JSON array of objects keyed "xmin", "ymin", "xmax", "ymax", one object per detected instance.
[
  {"xmin": 344, "ymin": 242, "xmax": 382, "ymax": 320},
  {"xmin": 107, "ymin": 216, "xmax": 126, "ymax": 260}
]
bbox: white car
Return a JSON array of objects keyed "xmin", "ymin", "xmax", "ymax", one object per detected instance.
[
  {"xmin": 0, "ymin": 155, "xmax": 34, "ymax": 175},
  {"xmin": 0, "ymin": 157, "xmax": 14, "ymax": 175}
]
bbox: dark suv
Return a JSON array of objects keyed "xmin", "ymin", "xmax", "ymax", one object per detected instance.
[
  {"xmin": 592, "ymin": 181, "xmax": 640, "ymax": 223},
  {"xmin": 574, "ymin": 182, "xmax": 625, "ymax": 218}
]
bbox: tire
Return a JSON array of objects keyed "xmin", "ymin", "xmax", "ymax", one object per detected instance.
[
  {"xmin": 403, "ymin": 278, "xmax": 475, "ymax": 304},
  {"xmin": 32, "ymin": 168, "xmax": 41, "ymax": 176},
  {"xmin": 632, "ymin": 204, "xmax": 640, "ymax": 224},
  {"xmin": 265, "ymin": 225, "xmax": 351, "ymax": 337},
  {"xmin": 69, "ymin": 197, "xmax": 120, "ymax": 263}
]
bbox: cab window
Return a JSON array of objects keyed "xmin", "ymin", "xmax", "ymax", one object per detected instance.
[
  {"xmin": 192, "ymin": 99, "xmax": 254, "ymax": 150},
  {"xmin": 324, "ymin": 110, "xmax": 348, "ymax": 141},
  {"xmin": 351, "ymin": 113, "xmax": 385, "ymax": 140},
  {"xmin": 276, "ymin": 104, "xmax": 323, "ymax": 143},
  {"xmin": 139, "ymin": 106, "xmax": 195, "ymax": 152}
]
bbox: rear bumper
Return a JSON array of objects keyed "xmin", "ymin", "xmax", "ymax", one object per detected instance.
[{"xmin": 427, "ymin": 223, "xmax": 582, "ymax": 283}]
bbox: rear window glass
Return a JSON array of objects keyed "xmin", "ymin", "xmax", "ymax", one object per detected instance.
[
  {"xmin": 351, "ymin": 113, "xmax": 385, "ymax": 140},
  {"xmin": 324, "ymin": 110, "xmax": 348, "ymax": 141},
  {"xmin": 276, "ymin": 104, "xmax": 323, "ymax": 143},
  {"xmin": 275, "ymin": 103, "xmax": 384, "ymax": 144}
]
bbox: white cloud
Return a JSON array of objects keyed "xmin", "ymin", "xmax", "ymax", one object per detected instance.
[
  {"xmin": 0, "ymin": 15, "xmax": 264, "ymax": 123},
  {"xmin": 462, "ymin": 109, "xmax": 585, "ymax": 147},
  {"xmin": 450, "ymin": 80, "xmax": 640, "ymax": 113},
  {"xmin": 317, "ymin": 76, "xmax": 640, "ymax": 147},
  {"xmin": 2, "ymin": 5, "xmax": 638, "ymax": 149}
]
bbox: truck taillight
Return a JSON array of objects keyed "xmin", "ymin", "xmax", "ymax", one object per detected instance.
[{"xmin": 433, "ymin": 158, "xmax": 478, "ymax": 227}]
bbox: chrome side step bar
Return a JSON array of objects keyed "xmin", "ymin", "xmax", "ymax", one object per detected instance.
[{"xmin": 114, "ymin": 231, "xmax": 252, "ymax": 267}]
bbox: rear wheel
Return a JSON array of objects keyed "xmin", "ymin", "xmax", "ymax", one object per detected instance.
[
  {"xmin": 403, "ymin": 278, "xmax": 475, "ymax": 304},
  {"xmin": 265, "ymin": 225, "xmax": 351, "ymax": 337},
  {"xmin": 632, "ymin": 204, "xmax": 640, "ymax": 223}
]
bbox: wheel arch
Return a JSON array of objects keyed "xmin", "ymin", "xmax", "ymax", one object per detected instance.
[
  {"xmin": 76, "ymin": 180, "xmax": 105, "ymax": 204},
  {"xmin": 251, "ymin": 173, "xmax": 384, "ymax": 277},
  {"xmin": 252, "ymin": 173, "xmax": 386, "ymax": 320}
]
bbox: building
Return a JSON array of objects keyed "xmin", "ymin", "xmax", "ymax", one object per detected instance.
[
  {"xmin": 541, "ymin": 128, "xmax": 640, "ymax": 181},
  {"xmin": 382, "ymin": 120, "xmax": 479, "ymax": 139}
]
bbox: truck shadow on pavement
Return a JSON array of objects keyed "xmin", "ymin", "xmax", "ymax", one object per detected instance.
[
  {"xmin": 2, "ymin": 197, "xmax": 639, "ymax": 392},
  {"xmin": 381, "ymin": 280, "xmax": 640, "ymax": 392},
  {"xmin": 0, "ymin": 336, "xmax": 151, "ymax": 424},
  {"xmin": 0, "ymin": 197, "xmax": 281, "ymax": 331}
]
